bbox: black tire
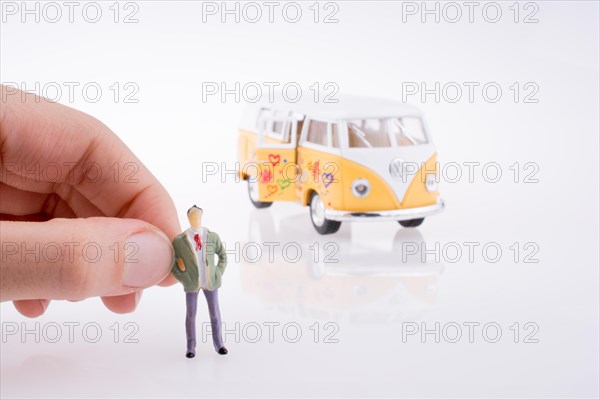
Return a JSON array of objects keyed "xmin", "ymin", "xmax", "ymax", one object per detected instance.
[
  {"xmin": 398, "ymin": 218, "xmax": 425, "ymax": 228},
  {"xmin": 247, "ymin": 179, "xmax": 272, "ymax": 209},
  {"xmin": 309, "ymin": 192, "xmax": 341, "ymax": 235}
]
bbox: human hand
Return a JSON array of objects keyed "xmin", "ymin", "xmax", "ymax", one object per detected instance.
[{"xmin": 0, "ymin": 85, "xmax": 180, "ymax": 317}]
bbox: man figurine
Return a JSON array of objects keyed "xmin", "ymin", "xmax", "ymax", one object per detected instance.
[{"xmin": 171, "ymin": 205, "xmax": 228, "ymax": 358}]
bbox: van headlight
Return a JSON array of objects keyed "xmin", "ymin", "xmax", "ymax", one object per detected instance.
[
  {"xmin": 352, "ymin": 179, "xmax": 371, "ymax": 198},
  {"xmin": 425, "ymin": 173, "xmax": 438, "ymax": 192}
]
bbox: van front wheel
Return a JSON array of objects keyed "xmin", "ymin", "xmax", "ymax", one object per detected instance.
[
  {"xmin": 310, "ymin": 193, "xmax": 341, "ymax": 234},
  {"xmin": 398, "ymin": 218, "xmax": 424, "ymax": 228},
  {"xmin": 247, "ymin": 179, "xmax": 272, "ymax": 209}
]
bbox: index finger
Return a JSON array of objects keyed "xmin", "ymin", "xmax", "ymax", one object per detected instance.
[{"xmin": 0, "ymin": 86, "xmax": 180, "ymax": 285}]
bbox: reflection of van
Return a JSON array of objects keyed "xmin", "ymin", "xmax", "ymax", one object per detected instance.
[
  {"xmin": 240, "ymin": 210, "xmax": 442, "ymax": 317},
  {"xmin": 237, "ymin": 95, "xmax": 444, "ymax": 234}
]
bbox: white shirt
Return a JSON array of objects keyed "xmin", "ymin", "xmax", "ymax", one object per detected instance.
[{"xmin": 186, "ymin": 226, "xmax": 209, "ymax": 290}]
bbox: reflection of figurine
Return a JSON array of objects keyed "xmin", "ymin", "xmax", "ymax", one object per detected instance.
[{"xmin": 171, "ymin": 205, "xmax": 228, "ymax": 358}]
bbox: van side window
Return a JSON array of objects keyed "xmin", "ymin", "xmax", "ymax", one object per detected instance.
[
  {"xmin": 307, "ymin": 120, "xmax": 327, "ymax": 146},
  {"xmin": 285, "ymin": 121, "xmax": 292, "ymax": 141},
  {"xmin": 296, "ymin": 120, "xmax": 304, "ymax": 144},
  {"xmin": 331, "ymin": 123, "xmax": 340, "ymax": 148},
  {"xmin": 272, "ymin": 120, "xmax": 284, "ymax": 135},
  {"xmin": 270, "ymin": 110, "xmax": 294, "ymax": 141},
  {"xmin": 348, "ymin": 118, "xmax": 392, "ymax": 148},
  {"xmin": 257, "ymin": 108, "xmax": 272, "ymax": 131}
]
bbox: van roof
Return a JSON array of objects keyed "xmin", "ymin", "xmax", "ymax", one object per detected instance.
[{"xmin": 251, "ymin": 94, "xmax": 423, "ymax": 121}]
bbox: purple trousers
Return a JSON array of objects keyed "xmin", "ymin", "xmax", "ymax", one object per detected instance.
[{"xmin": 186, "ymin": 289, "xmax": 223, "ymax": 353}]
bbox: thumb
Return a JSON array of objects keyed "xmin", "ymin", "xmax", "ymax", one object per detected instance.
[{"xmin": 0, "ymin": 217, "xmax": 174, "ymax": 302}]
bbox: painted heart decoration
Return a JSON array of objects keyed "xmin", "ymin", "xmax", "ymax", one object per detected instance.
[
  {"xmin": 267, "ymin": 184, "xmax": 278, "ymax": 195},
  {"xmin": 277, "ymin": 179, "xmax": 291, "ymax": 190},
  {"xmin": 322, "ymin": 173, "xmax": 334, "ymax": 188},
  {"xmin": 268, "ymin": 154, "xmax": 281, "ymax": 166}
]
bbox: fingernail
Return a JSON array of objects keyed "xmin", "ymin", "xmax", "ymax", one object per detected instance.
[
  {"xmin": 135, "ymin": 289, "xmax": 143, "ymax": 307},
  {"xmin": 39, "ymin": 299, "xmax": 50, "ymax": 313},
  {"xmin": 122, "ymin": 231, "xmax": 174, "ymax": 288}
]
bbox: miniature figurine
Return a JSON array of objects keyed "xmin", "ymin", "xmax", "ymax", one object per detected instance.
[
  {"xmin": 171, "ymin": 205, "xmax": 228, "ymax": 358},
  {"xmin": 237, "ymin": 95, "xmax": 444, "ymax": 234}
]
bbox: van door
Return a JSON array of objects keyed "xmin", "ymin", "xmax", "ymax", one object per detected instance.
[{"xmin": 255, "ymin": 115, "xmax": 299, "ymax": 202}]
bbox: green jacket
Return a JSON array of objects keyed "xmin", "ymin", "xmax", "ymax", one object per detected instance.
[{"xmin": 171, "ymin": 228, "xmax": 227, "ymax": 292}]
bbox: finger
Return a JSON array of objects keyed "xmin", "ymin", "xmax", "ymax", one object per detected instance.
[
  {"xmin": 0, "ymin": 180, "xmax": 101, "ymax": 219},
  {"xmin": 0, "ymin": 85, "xmax": 181, "ymax": 239},
  {"xmin": 12, "ymin": 299, "xmax": 50, "ymax": 318},
  {"xmin": 157, "ymin": 273, "xmax": 177, "ymax": 287},
  {"xmin": 101, "ymin": 290, "xmax": 141, "ymax": 314},
  {"xmin": 0, "ymin": 183, "xmax": 77, "ymax": 219},
  {"xmin": 0, "ymin": 183, "xmax": 49, "ymax": 215},
  {"xmin": 0, "ymin": 217, "xmax": 174, "ymax": 302}
]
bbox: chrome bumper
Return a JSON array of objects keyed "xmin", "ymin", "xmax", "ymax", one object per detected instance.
[{"xmin": 324, "ymin": 199, "xmax": 445, "ymax": 222}]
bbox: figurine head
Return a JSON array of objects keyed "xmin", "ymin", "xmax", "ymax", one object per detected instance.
[{"xmin": 187, "ymin": 205, "xmax": 203, "ymax": 229}]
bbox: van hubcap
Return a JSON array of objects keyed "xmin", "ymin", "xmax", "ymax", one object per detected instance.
[{"xmin": 311, "ymin": 195, "xmax": 325, "ymax": 226}]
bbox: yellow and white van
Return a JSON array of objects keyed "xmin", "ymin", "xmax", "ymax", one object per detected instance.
[{"xmin": 237, "ymin": 95, "xmax": 444, "ymax": 234}]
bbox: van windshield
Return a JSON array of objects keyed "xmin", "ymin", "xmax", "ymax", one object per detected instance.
[{"xmin": 347, "ymin": 117, "xmax": 428, "ymax": 148}]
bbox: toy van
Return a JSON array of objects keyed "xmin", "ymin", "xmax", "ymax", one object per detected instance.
[{"xmin": 237, "ymin": 95, "xmax": 444, "ymax": 234}]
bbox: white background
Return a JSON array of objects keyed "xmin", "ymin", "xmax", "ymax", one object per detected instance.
[{"xmin": 1, "ymin": 1, "xmax": 599, "ymax": 398}]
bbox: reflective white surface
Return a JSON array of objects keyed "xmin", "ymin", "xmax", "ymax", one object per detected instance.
[{"xmin": 1, "ymin": 1, "xmax": 598, "ymax": 398}]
